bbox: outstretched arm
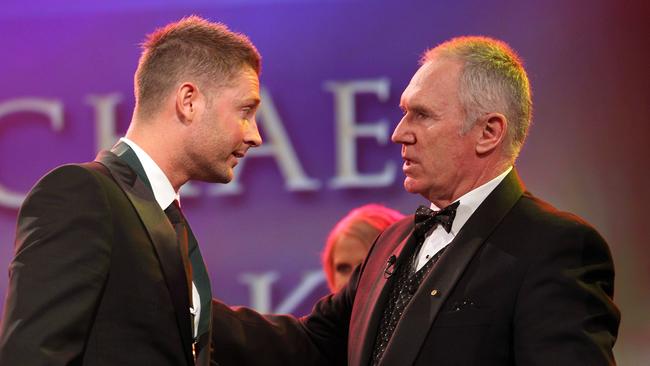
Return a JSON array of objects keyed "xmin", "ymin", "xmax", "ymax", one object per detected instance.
[{"xmin": 211, "ymin": 266, "xmax": 361, "ymax": 366}]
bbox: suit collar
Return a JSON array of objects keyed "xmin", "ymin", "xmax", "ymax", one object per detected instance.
[
  {"xmin": 379, "ymin": 169, "xmax": 524, "ymax": 365},
  {"xmin": 110, "ymin": 141, "xmax": 151, "ymax": 190},
  {"xmin": 357, "ymin": 169, "xmax": 524, "ymax": 366},
  {"xmin": 443, "ymin": 166, "xmax": 513, "ymax": 235},
  {"xmin": 94, "ymin": 149, "xmax": 196, "ymax": 366},
  {"xmin": 114, "ymin": 138, "xmax": 178, "ymax": 210}
]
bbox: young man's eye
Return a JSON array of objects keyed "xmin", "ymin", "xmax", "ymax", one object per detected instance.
[
  {"xmin": 243, "ymin": 104, "xmax": 259, "ymax": 115},
  {"xmin": 240, "ymin": 107, "xmax": 253, "ymax": 118}
]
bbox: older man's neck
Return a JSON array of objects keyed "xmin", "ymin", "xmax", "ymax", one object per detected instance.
[{"xmin": 428, "ymin": 161, "xmax": 511, "ymax": 208}]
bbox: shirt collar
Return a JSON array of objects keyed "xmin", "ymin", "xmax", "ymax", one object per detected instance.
[
  {"xmin": 430, "ymin": 166, "xmax": 512, "ymax": 235},
  {"xmin": 119, "ymin": 137, "xmax": 179, "ymax": 210}
]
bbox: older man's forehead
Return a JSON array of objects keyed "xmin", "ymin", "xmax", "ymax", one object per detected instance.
[{"xmin": 400, "ymin": 65, "xmax": 433, "ymax": 106}]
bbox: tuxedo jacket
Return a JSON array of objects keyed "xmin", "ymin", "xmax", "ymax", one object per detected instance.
[
  {"xmin": 212, "ymin": 169, "xmax": 620, "ymax": 366},
  {"xmin": 0, "ymin": 149, "xmax": 211, "ymax": 365}
]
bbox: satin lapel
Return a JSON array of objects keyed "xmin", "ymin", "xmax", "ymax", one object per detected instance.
[
  {"xmin": 348, "ymin": 219, "xmax": 417, "ymax": 366},
  {"xmin": 95, "ymin": 150, "xmax": 195, "ymax": 365},
  {"xmin": 379, "ymin": 169, "xmax": 525, "ymax": 366}
]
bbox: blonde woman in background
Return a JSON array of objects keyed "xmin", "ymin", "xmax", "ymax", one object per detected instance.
[{"xmin": 322, "ymin": 204, "xmax": 405, "ymax": 292}]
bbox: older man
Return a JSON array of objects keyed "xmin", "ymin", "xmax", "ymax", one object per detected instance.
[
  {"xmin": 0, "ymin": 16, "xmax": 262, "ymax": 365},
  {"xmin": 212, "ymin": 36, "xmax": 619, "ymax": 365}
]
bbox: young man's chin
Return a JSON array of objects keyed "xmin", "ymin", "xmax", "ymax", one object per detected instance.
[
  {"xmin": 216, "ymin": 170, "xmax": 234, "ymax": 184},
  {"xmin": 199, "ymin": 167, "xmax": 233, "ymax": 185}
]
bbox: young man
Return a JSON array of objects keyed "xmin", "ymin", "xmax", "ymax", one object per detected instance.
[{"xmin": 0, "ymin": 16, "xmax": 262, "ymax": 366}]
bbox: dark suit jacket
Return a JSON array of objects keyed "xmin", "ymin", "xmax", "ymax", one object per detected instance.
[
  {"xmin": 212, "ymin": 169, "xmax": 620, "ymax": 366},
  {"xmin": 0, "ymin": 150, "xmax": 211, "ymax": 365}
]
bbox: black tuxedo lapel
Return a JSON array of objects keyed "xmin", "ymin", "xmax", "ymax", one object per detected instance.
[
  {"xmin": 110, "ymin": 141, "xmax": 152, "ymax": 190},
  {"xmin": 348, "ymin": 219, "xmax": 417, "ymax": 366},
  {"xmin": 95, "ymin": 150, "xmax": 195, "ymax": 366},
  {"xmin": 379, "ymin": 169, "xmax": 525, "ymax": 365}
]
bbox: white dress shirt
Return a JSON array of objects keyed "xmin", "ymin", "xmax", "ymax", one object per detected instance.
[
  {"xmin": 414, "ymin": 167, "xmax": 513, "ymax": 271},
  {"xmin": 119, "ymin": 137, "xmax": 201, "ymax": 339}
]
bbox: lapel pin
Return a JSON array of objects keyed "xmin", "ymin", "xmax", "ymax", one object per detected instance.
[{"xmin": 430, "ymin": 289, "xmax": 439, "ymax": 296}]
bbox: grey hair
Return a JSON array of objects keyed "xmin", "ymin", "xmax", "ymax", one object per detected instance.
[{"xmin": 422, "ymin": 36, "xmax": 532, "ymax": 159}]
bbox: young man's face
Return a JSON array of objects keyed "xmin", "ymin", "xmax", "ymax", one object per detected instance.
[{"xmin": 189, "ymin": 66, "xmax": 262, "ymax": 184}]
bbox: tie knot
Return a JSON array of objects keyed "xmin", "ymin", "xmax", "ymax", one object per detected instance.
[
  {"xmin": 413, "ymin": 201, "xmax": 459, "ymax": 238},
  {"xmin": 164, "ymin": 200, "xmax": 184, "ymax": 225}
]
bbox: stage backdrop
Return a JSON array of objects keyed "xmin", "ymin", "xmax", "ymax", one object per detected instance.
[{"xmin": 1, "ymin": 0, "xmax": 648, "ymax": 363}]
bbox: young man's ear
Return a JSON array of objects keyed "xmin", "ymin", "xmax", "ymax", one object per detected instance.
[
  {"xmin": 476, "ymin": 112, "xmax": 507, "ymax": 155},
  {"xmin": 176, "ymin": 82, "xmax": 199, "ymax": 124}
]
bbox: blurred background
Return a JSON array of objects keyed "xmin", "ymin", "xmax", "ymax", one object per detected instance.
[{"xmin": 1, "ymin": 0, "xmax": 648, "ymax": 363}]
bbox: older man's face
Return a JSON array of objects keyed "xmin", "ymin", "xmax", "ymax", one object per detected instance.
[{"xmin": 391, "ymin": 57, "xmax": 479, "ymax": 204}]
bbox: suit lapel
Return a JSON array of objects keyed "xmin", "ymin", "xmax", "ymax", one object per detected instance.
[
  {"xmin": 348, "ymin": 218, "xmax": 417, "ymax": 366},
  {"xmin": 95, "ymin": 149, "xmax": 195, "ymax": 366},
  {"xmin": 379, "ymin": 169, "xmax": 525, "ymax": 366}
]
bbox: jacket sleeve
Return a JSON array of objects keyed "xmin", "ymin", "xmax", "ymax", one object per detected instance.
[
  {"xmin": 0, "ymin": 165, "xmax": 113, "ymax": 366},
  {"xmin": 211, "ymin": 266, "xmax": 360, "ymax": 366},
  {"xmin": 513, "ymin": 223, "xmax": 620, "ymax": 365},
  {"xmin": 210, "ymin": 219, "xmax": 413, "ymax": 366}
]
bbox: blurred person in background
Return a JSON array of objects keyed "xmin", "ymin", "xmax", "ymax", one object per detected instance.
[{"xmin": 322, "ymin": 204, "xmax": 404, "ymax": 292}]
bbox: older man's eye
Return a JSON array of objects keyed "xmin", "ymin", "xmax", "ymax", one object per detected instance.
[
  {"xmin": 413, "ymin": 110, "xmax": 428, "ymax": 119},
  {"xmin": 335, "ymin": 263, "xmax": 353, "ymax": 275}
]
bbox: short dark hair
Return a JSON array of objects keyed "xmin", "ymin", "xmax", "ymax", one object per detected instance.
[{"xmin": 134, "ymin": 15, "xmax": 261, "ymax": 116}]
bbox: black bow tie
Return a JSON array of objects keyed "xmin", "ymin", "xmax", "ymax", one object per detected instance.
[{"xmin": 413, "ymin": 201, "xmax": 460, "ymax": 238}]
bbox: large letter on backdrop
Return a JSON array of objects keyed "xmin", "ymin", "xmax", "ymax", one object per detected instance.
[
  {"xmin": 0, "ymin": 98, "xmax": 64, "ymax": 208},
  {"xmin": 86, "ymin": 93, "xmax": 123, "ymax": 151},
  {"xmin": 238, "ymin": 270, "xmax": 325, "ymax": 313},
  {"xmin": 325, "ymin": 78, "xmax": 396, "ymax": 188}
]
